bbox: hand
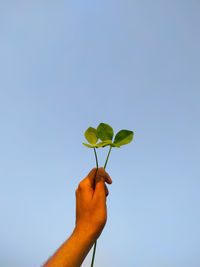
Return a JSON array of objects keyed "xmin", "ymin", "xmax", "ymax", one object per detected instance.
[{"xmin": 74, "ymin": 167, "xmax": 112, "ymax": 242}]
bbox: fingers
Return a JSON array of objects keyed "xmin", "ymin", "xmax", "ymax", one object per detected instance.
[
  {"xmin": 105, "ymin": 171, "xmax": 112, "ymax": 185},
  {"xmin": 95, "ymin": 167, "xmax": 112, "ymax": 184},
  {"xmin": 77, "ymin": 167, "xmax": 112, "ymax": 196},
  {"xmin": 93, "ymin": 167, "xmax": 112, "ymax": 201},
  {"xmin": 94, "ymin": 168, "xmax": 111, "ymax": 197},
  {"xmin": 94, "ymin": 176, "xmax": 106, "ymax": 202},
  {"xmin": 86, "ymin": 167, "xmax": 112, "ymax": 188}
]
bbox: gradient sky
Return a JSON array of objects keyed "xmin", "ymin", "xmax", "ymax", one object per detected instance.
[{"xmin": 0, "ymin": 1, "xmax": 200, "ymax": 267}]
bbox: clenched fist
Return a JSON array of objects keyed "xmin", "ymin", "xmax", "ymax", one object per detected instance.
[{"xmin": 75, "ymin": 167, "xmax": 112, "ymax": 242}]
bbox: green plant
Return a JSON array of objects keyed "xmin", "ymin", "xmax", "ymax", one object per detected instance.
[{"xmin": 83, "ymin": 122, "xmax": 134, "ymax": 267}]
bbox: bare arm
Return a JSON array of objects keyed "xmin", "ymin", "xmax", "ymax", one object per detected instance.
[{"xmin": 43, "ymin": 167, "xmax": 112, "ymax": 267}]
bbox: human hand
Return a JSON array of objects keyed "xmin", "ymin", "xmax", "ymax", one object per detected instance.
[{"xmin": 74, "ymin": 167, "xmax": 112, "ymax": 242}]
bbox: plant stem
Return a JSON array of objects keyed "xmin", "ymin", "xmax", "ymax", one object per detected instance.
[
  {"xmin": 93, "ymin": 148, "xmax": 98, "ymax": 169},
  {"xmin": 91, "ymin": 146, "xmax": 112, "ymax": 267},
  {"xmin": 91, "ymin": 148, "xmax": 99, "ymax": 267},
  {"xmin": 104, "ymin": 146, "xmax": 112, "ymax": 169},
  {"xmin": 90, "ymin": 239, "xmax": 97, "ymax": 267}
]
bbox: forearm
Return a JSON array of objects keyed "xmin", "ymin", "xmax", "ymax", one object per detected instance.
[
  {"xmin": 43, "ymin": 168, "xmax": 111, "ymax": 267},
  {"xmin": 43, "ymin": 227, "xmax": 95, "ymax": 267}
]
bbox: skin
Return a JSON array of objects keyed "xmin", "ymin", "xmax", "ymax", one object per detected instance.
[{"xmin": 43, "ymin": 167, "xmax": 112, "ymax": 267}]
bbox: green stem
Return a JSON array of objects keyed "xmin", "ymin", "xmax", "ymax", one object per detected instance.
[
  {"xmin": 93, "ymin": 148, "xmax": 98, "ymax": 169},
  {"xmin": 90, "ymin": 239, "xmax": 97, "ymax": 267},
  {"xmin": 91, "ymin": 148, "xmax": 99, "ymax": 267},
  {"xmin": 104, "ymin": 146, "xmax": 112, "ymax": 169},
  {"xmin": 91, "ymin": 146, "xmax": 112, "ymax": 267}
]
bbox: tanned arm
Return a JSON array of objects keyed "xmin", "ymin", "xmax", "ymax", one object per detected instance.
[{"xmin": 42, "ymin": 167, "xmax": 112, "ymax": 267}]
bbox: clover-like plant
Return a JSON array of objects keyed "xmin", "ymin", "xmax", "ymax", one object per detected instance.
[{"xmin": 83, "ymin": 122, "xmax": 134, "ymax": 267}]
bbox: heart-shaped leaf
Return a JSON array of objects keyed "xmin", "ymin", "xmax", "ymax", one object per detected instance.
[
  {"xmin": 84, "ymin": 127, "xmax": 98, "ymax": 145},
  {"xmin": 97, "ymin": 123, "xmax": 114, "ymax": 141},
  {"xmin": 113, "ymin": 130, "xmax": 134, "ymax": 147},
  {"xmin": 95, "ymin": 140, "xmax": 113, "ymax": 148},
  {"xmin": 110, "ymin": 143, "xmax": 121, "ymax": 148},
  {"xmin": 82, "ymin": 143, "xmax": 94, "ymax": 148}
]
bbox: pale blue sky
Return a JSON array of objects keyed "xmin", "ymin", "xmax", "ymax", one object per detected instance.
[{"xmin": 0, "ymin": 1, "xmax": 200, "ymax": 267}]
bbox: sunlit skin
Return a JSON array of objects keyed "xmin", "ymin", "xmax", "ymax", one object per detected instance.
[{"xmin": 43, "ymin": 167, "xmax": 112, "ymax": 267}]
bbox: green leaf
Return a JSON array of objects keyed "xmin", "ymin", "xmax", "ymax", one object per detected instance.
[
  {"xmin": 97, "ymin": 123, "xmax": 114, "ymax": 141},
  {"xmin": 82, "ymin": 143, "xmax": 94, "ymax": 148},
  {"xmin": 84, "ymin": 127, "xmax": 98, "ymax": 145},
  {"xmin": 113, "ymin": 130, "xmax": 134, "ymax": 147},
  {"xmin": 95, "ymin": 140, "xmax": 113, "ymax": 148},
  {"xmin": 110, "ymin": 143, "xmax": 121, "ymax": 148}
]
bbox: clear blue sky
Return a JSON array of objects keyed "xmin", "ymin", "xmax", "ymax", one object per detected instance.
[{"xmin": 0, "ymin": 1, "xmax": 200, "ymax": 267}]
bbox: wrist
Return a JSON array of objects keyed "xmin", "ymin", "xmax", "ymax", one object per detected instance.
[{"xmin": 73, "ymin": 224, "xmax": 97, "ymax": 245}]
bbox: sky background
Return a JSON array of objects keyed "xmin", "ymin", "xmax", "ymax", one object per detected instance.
[{"xmin": 0, "ymin": 1, "xmax": 200, "ymax": 267}]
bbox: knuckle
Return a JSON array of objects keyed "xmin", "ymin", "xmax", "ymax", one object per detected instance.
[
  {"xmin": 78, "ymin": 180, "xmax": 85, "ymax": 190},
  {"xmin": 99, "ymin": 167, "xmax": 105, "ymax": 173},
  {"xmin": 97, "ymin": 167, "xmax": 106, "ymax": 177}
]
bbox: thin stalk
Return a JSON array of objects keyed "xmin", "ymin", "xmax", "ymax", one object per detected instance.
[
  {"xmin": 104, "ymin": 146, "xmax": 112, "ymax": 169},
  {"xmin": 91, "ymin": 145, "xmax": 112, "ymax": 267},
  {"xmin": 93, "ymin": 148, "xmax": 98, "ymax": 169},
  {"xmin": 90, "ymin": 239, "xmax": 97, "ymax": 267},
  {"xmin": 91, "ymin": 148, "xmax": 99, "ymax": 267}
]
